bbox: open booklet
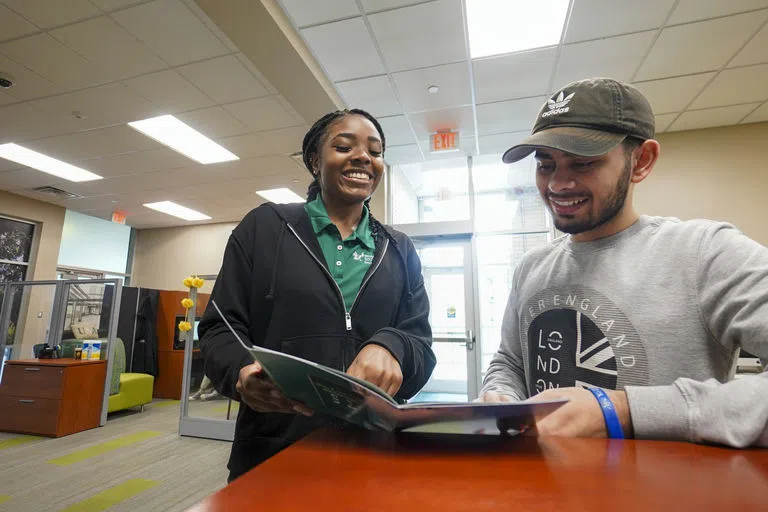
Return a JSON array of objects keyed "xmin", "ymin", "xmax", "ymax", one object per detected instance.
[{"xmin": 212, "ymin": 301, "xmax": 567, "ymax": 435}]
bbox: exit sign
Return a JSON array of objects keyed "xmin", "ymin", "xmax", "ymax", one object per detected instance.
[
  {"xmin": 431, "ymin": 130, "xmax": 459, "ymax": 152},
  {"xmin": 111, "ymin": 210, "xmax": 126, "ymax": 224}
]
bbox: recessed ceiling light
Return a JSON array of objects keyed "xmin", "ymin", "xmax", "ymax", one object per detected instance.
[
  {"xmin": 128, "ymin": 115, "xmax": 239, "ymax": 164},
  {"xmin": 466, "ymin": 0, "xmax": 569, "ymax": 58},
  {"xmin": 0, "ymin": 143, "xmax": 102, "ymax": 182},
  {"xmin": 256, "ymin": 188, "xmax": 305, "ymax": 204},
  {"xmin": 143, "ymin": 201, "xmax": 211, "ymax": 221},
  {"xmin": 428, "ymin": 85, "xmax": 439, "ymax": 94}
]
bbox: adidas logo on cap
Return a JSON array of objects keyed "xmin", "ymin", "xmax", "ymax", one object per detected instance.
[{"xmin": 542, "ymin": 91, "xmax": 575, "ymax": 118}]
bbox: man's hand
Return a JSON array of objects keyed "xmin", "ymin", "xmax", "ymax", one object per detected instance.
[
  {"xmin": 347, "ymin": 344, "xmax": 403, "ymax": 396},
  {"xmin": 236, "ymin": 362, "xmax": 313, "ymax": 416},
  {"xmin": 525, "ymin": 387, "xmax": 633, "ymax": 438},
  {"xmin": 476, "ymin": 390, "xmax": 517, "ymax": 403}
]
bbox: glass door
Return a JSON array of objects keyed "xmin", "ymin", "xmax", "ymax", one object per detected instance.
[{"xmin": 412, "ymin": 238, "xmax": 479, "ymax": 402}]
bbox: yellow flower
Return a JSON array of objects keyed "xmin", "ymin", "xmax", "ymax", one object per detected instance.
[
  {"xmin": 178, "ymin": 321, "xmax": 192, "ymax": 332},
  {"xmin": 183, "ymin": 276, "xmax": 194, "ymax": 288},
  {"xmin": 192, "ymin": 277, "xmax": 205, "ymax": 288},
  {"xmin": 181, "ymin": 298, "xmax": 193, "ymax": 309}
]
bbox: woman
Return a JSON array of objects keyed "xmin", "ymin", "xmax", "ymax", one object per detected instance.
[{"xmin": 199, "ymin": 108, "xmax": 435, "ymax": 482}]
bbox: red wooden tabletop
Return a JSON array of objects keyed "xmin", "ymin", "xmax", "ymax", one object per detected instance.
[{"xmin": 186, "ymin": 427, "xmax": 768, "ymax": 511}]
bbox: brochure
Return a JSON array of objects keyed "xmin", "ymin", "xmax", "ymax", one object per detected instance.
[{"xmin": 211, "ymin": 300, "xmax": 567, "ymax": 434}]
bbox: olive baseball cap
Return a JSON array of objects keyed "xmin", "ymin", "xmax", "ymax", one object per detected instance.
[{"xmin": 502, "ymin": 78, "xmax": 655, "ymax": 164}]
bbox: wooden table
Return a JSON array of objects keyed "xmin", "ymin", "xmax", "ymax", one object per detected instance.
[{"xmin": 186, "ymin": 427, "xmax": 768, "ymax": 511}]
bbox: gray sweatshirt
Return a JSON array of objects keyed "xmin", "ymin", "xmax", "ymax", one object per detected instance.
[{"xmin": 482, "ymin": 215, "xmax": 768, "ymax": 447}]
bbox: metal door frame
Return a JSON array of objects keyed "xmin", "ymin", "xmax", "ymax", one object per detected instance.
[{"xmin": 412, "ymin": 236, "xmax": 481, "ymax": 399}]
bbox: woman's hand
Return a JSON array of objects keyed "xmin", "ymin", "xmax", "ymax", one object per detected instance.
[
  {"xmin": 347, "ymin": 344, "xmax": 403, "ymax": 396},
  {"xmin": 236, "ymin": 362, "xmax": 313, "ymax": 416}
]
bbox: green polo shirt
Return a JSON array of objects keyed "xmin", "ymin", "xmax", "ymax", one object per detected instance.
[{"xmin": 305, "ymin": 195, "xmax": 375, "ymax": 312}]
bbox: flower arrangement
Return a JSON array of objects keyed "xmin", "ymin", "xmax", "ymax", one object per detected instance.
[{"xmin": 179, "ymin": 274, "xmax": 205, "ymax": 333}]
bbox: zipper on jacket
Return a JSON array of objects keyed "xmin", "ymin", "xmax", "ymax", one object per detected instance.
[
  {"xmin": 287, "ymin": 224, "xmax": 389, "ymax": 334},
  {"xmin": 286, "ymin": 223, "xmax": 350, "ymax": 324},
  {"xmin": 349, "ymin": 237, "xmax": 389, "ymax": 318}
]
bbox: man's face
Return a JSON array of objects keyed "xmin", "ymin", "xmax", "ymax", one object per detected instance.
[{"xmin": 534, "ymin": 143, "xmax": 633, "ymax": 236}]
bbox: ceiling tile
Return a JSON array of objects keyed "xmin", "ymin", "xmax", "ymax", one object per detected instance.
[
  {"xmin": 368, "ymin": 0, "xmax": 466, "ymax": 72},
  {"xmin": 236, "ymin": 54, "xmax": 278, "ymax": 95},
  {"xmin": 80, "ymin": 147, "xmax": 193, "ymax": 179},
  {"xmin": 123, "ymin": 69, "xmax": 214, "ymax": 114},
  {"xmin": 654, "ymin": 113, "xmax": 679, "ymax": 132},
  {"xmin": 476, "ymin": 96, "xmax": 545, "ymax": 135},
  {"xmin": 90, "ymin": 0, "xmax": 148, "ymax": 11},
  {"xmin": 336, "ymin": 75, "xmax": 402, "ymax": 117},
  {"xmin": 384, "ymin": 143, "xmax": 422, "ymax": 165},
  {"xmin": 50, "ymin": 16, "xmax": 167, "ymax": 80},
  {"xmin": 392, "ymin": 62, "xmax": 471, "ymax": 112},
  {"xmin": 223, "ymin": 96, "xmax": 303, "ymax": 132},
  {"xmin": 729, "ymin": 23, "xmax": 768, "ymax": 67},
  {"xmin": 564, "ymin": 0, "xmax": 676, "ymax": 43},
  {"xmin": 377, "ymin": 115, "xmax": 416, "ymax": 146},
  {"xmin": 0, "ymin": 4, "xmax": 38, "ymax": 42},
  {"xmin": 176, "ymin": 106, "xmax": 249, "ymax": 140},
  {"xmin": 301, "ymin": 17, "xmax": 385, "ymax": 81},
  {"xmin": 668, "ymin": 0, "xmax": 768, "ymax": 24},
  {"xmin": 177, "ymin": 55, "xmax": 270, "ymax": 104},
  {"xmin": 29, "ymin": 82, "xmax": 158, "ymax": 134},
  {"xmin": 0, "ymin": 54, "xmax": 62, "ymax": 101},
  {"xmin": 111, "ymin": 0, "xmax": 230, "ymax": 66},
  {"xmin": 553, "ymin": 31, "xmax": 656, "ymax": 90},
  {"xmin": 183, "ymin": 0, "xmax": 240, "ymax": 53},
  {"xmin": 473, "ymin": 47, "xmax": 556, "ymax": 104},
  {"xmin": 23, "ymin": 125, "xmax": 159, "ymax": 162},
  {"xmin": 407, "ymin": 106, "xmax": 475, "ymax": 139},
  {"xmin": 667, "ymin": 103, "xmax": 761, "ymax": 131},
  {"xmin": 0, "ymin": 90, "xmax": 16, "ymax": 108},
  {"xmin": 635, "ymin": 12, "xmax": 768, "ymax": 81},
  {"xmin": 218, "ymin": 126, "xmax": 308, "ymax": 159},
  {"xmin": 742, "ymin": 102, "xmax": 768, "ymax": 123},
  {"xmin": 477, "ymin": 131, "xmax": 529, "ymax": 156},
  {"xmin": 279, "ymin": 0, "xmax": 359, "ymax": 27},
  {"xmin": 2, "ymin": 0, "xmax": 100, "ymax": 29},
  {"xmin": 361, "ymin": 0, "xmax": 426, "ymax": 11},
  {"xmin": 0, "ymin": 33, "xmax": 111, "ymax": 90},
  {"xmin": 632, "ymin": 73, "xmax": 716, "ymax": 114},
  {"xmin": 0, "ymin": 165, "xmax": 86, "ymax": 191},
  {"xmin": 690, "ymin": 64, "xmax": 768, "ymax": 109}
]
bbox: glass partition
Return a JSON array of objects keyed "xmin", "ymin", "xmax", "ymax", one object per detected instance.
[{"xmin": 0, "ymin": 279, "xmax": 121, "ymax": 425}]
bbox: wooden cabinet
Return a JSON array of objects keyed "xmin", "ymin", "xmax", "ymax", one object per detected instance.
[{"xmin": 0, "ymin": 359, "xmax": 107, "ymax": 437}]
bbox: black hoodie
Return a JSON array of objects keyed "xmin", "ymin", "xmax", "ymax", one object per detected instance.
[{"xmin": 198, "ymin": 202, "xmax": 435, "ymax": 480}]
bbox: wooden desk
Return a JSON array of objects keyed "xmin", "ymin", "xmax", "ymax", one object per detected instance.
[
  {"xmin": 186, "ymin": 428, "xmax": 768, "ymax": 511},
  {"xmin": 0, "ymin": 358, "xmax": 106, "ymax": 437}
]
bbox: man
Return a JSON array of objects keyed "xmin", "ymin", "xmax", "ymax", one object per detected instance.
[{"xmin": 481, "ymin": 77, "xmax": 767, "ymax": 448}]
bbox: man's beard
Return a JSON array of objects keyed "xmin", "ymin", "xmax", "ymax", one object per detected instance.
[{"xmin": 550, "ymin": 157, "xmax": 632, "ymax": 235}]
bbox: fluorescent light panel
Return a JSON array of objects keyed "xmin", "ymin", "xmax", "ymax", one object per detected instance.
[
  {"xmin": 128, "ymin": 115, "xmax": 239, "ymax": 164},
  {"xmin": 466, "ymin": 0, "xmax": 569, "ymax": 58},
  {"xmin": 256, "ymin": 188, "xmax": 304, "ymax": 204},
  {"xmin": 0, "ymin": 143, "xmax": 102, "ymax": 182},
  {"xmin": 143, "ymin": 201, "xmax": 211, "ymax": 221}
]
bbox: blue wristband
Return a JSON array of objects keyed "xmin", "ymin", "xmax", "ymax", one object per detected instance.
[{"xmin": 588, "ymin": 387, "xmax": 625, "ymax": 440}]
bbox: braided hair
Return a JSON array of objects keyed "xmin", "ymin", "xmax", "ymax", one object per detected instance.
[{"xmin": 301, "ymin": 108, "xmax": 387, "ymax": 241}]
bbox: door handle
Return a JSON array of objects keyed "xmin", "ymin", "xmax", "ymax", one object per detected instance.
[
  {"xmin": 466, "ymin": 330, "xmax": 475, "ymax": 351},
  {"xmin": 19, "ymin": 399, "xmax": 35, "ymax": 404}
]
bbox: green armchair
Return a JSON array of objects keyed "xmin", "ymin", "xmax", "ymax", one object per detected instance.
[{"xmin": 61, "ymin": 338, "xmax": 153, "ymax": 413}]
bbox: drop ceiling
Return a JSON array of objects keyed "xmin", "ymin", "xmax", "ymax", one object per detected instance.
[{"xmin": 0, "ymin": 0, "xmax": 766, "ymax": 228}]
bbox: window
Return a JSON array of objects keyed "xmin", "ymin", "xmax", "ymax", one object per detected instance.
[{"xmin": 0, "ymin": 215, "xmax": 35, "ymax": 348}]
